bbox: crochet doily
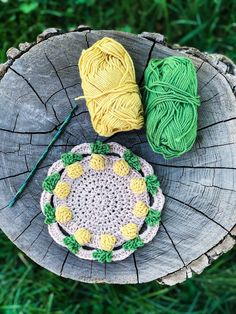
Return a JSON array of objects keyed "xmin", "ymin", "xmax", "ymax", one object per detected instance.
[{"xmin": 40, "ymin": 142, "xmax": 165, "ymax": 263}]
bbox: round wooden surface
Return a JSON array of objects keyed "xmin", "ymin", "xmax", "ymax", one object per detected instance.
[{"xmin": 0, "ymin": 29, "xmax": 236, "ymax": 285}]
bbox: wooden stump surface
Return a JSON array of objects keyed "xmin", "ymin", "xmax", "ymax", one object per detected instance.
[{"xmin": 0, "ymin": 28, "xmax": 236, "ymax": 285}]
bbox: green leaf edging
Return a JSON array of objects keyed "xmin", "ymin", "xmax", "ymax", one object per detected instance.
[
  {"xmin": 145, "ymin": 175, "xmax": 160, "ymax": 196},
  {"xmin": 90, "ymin": 141, "xmax": 110, "ymax": 155},
  {"xmin": 145, "ymin": 209, "xmax": 161, "ymax": 227},
  {"xmin": 93, "ymin": 249, "xmax": 113, "ymax": 263},
  {"xmin": 63, "ymin": 235, "xmax": 81, "ymax": 254},
  {"xmin": 42, "ymin": 172, "xmax": 60, "ymax": 193},
  {"xmin": 43, "ymin": 203, "xmax": 56, "ymax": 224},
  {"xmin": 122, "ymin": 236, "xmax": 144, "ymax": 251},
  {"xmin": 61, "ymin": 152, "xmax": 83, "ymax": 166},
  {"xmin": 123, "ymin": 149, "xmax": 141, "ymax": 171}
]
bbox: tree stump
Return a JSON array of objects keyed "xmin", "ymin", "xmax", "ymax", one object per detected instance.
[{"xmin": 0, "ymin": 28, "xmax": 236, "ymax": 285}]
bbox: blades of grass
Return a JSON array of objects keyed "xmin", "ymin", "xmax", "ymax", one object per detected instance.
[
  {"xmin": 46, "ymin": 293, "xmax": 54, "ymax": 314},
  {"xmin": 178, "ymin": 22, "xmax": 208, "ymax": 45},
  {"xmin": 186, "ymin": 291, "xmax": 201, "ymax": 313}
]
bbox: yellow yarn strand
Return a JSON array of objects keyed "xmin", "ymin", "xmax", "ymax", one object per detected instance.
[{"xmin": 76, "ymin": 37, "xmax": 144, "ymax": 137}]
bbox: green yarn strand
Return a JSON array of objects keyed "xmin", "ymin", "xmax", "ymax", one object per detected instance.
[
  {"xmin": 122, "ymin": 236, "xmax": 144, "ymax": 251},
  {"xmin": 61, "ymin": 151, "xmax": 83, "ymax": 166},
  {"xmin": 63, "ymin": 235, "xmax": 81, "ymax": 254},
  {"xmin": 93, "ymin": 249, "xmax": 112, "ymax": 263},
  {"xmin": 91, "ymin": 141, "xmax": 110, "ymax": 155},
  {"xmin": 123, "ymin": 149, "xmax": 141, "ymax": 171},
  {"xmin": 143, "ymin": 56, "xmax": 200, "ymax": 159}
]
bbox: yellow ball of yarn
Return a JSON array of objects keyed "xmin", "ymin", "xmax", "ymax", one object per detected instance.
[
  {"xmin": 74, "ymin": 228, "xmax": 92, "ymax": 245},
  {"xmin": 66, "ymin": 162, "xmax": 84, "ymax": 179},
  {"xmin": 76, "ymin": 37, "xmax": 144, "ymax": 137},
  {"xmin": 54, "ymin": 181, "xmax": 71, "ymax": 199},
  {"xmin": 89, "ymin": 154, "xmax": 105, "ymax": 171},
  {"xmin": 113, "ymin": 159, "xmax": 129, "ymax": 176},
  {"xmin": 130, "ymin": 178, "xmax": 146, "ymax": 194},
  {"xmin": 133, "ymin": 201, "xmax": 149, "ymax": 218},
  {"xmin": 120, "ymin": 223, "xmax": 138, "ymax": 240},
  {"xmin": 55, "ymin": 206, "xmax": 73, "ymax": 223},
  {"xmin": 99, "ymin": 234, "xmax": 117, "ymax": 251}
]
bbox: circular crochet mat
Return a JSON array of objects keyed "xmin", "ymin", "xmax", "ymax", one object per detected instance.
[{"xmin": 40, "ymin": 142, "xmax": 165, "ymax": 263}]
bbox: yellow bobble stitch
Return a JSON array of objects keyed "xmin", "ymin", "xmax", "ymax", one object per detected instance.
[
  {"xmin": 54, "ymin": 182, "xmax": 71, "ymax": 199},
  {"xmin": 133, "ymin": 201, "xmax": 149, "ymax": 218},
  {"xmin": 130, "ymin": 178, "xmax": 146, "ymax": 194},
  {"xmin": 66, "ymin": 163, "xmax": 84, "ymax": 179},
  {"xmin": 99, "ymin": 234, "xmax": 117, "ymax": 251},
  {"xmin": 89, "ymin": 154, "xmax": 105, "ymax": 171},
  {"xmin": 55, "ymin": 206, "xmax": 73, "ymax": 223},
  {"xmin": 113, "ymin": 159, "xmax": 130, "ymax": 176},
  {"xmin": 120, "ymin": 223, "xmax": 138, "ymax": 240},
  {"xmin": 74, "ymin": 228, "xmax": 92, "ymax": 245}
]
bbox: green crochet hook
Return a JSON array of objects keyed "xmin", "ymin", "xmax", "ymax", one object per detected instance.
[{"xmin": 8, "ymin": 105, "xmax": 78, "ymax": 208}]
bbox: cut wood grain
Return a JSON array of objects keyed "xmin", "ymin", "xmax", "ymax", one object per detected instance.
[{"xmin": 0, "ymin": 27, "xmax": 235, "ymax": 285}]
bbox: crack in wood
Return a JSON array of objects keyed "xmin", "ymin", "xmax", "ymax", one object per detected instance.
[
  {"xmin": 40, "ymin": 239, "xmax": 54, "ymax": 262},
  {"xmin": 9, "ymin": 67, "xmax": 47, "ymax": 111},
  {"xmin": 149, "ymin": 161, "xmax": 236, "ymax": 170},
  {"xmin": 212, "ymin": 184, "xmax": 236, "ymax": 194},
  {"xmin": 0, "ymin": 146, "xmax": 20, "ymax": 154},
  {"xmin": 44, "ymin": 81, "xmax": 80, "ymax": 104},
  {"xmin": 13, "ymin": 113, "xmax": 19, "ymax": 132},
  {"xmin": 0, "ymin": 204, "xmax": 8, "ymax": 211},
  {"xmin": 85, "ymin": 30, "xmax": 90, "ymax": 48},
  {"xmin": 199, "ymin": 72, "xmax": 219, "ymax": 92},
  {"xmin": 161, "ymin": 222, "xmax": 186, "ymax": 267},
  {"xmin": 0, "ymin": 163, "xmax": 50, "ymax": 181},
  {"xmin": 12, "ymin": 211, "xmax": 42, "ymax": 242},
  {"xmin": 24, "ymin": 155, "xmax": 30, "ymax": 172},
  {"xmin": 197, "ymin": 60, "xmax": 204, "ymax": 72},
  {"xmin": 89, "ymin": 260, "xmax": 93, "ymax": 279},
  {"xmin": 0, "ymin": 123, "xmax": 60, "ymax": 135},
  {"xmin": 104, "ymin": 261, "xmax": 107, "ymax": 280},
  {"xmin": 132, "ymin": 253, "xmax": 140, "ymax": 283},
  {"xmin": 161, "ymin": 176, "xmax": 191, "ymax": 189},
  {"xmin": 60, "ymin": 251, "xmax": 70, "ymax": 276},
  {"xmin": 64, "ymin": 137, "xmax": 70, "ymax": 153},
  {"xmin": 27, "ymin": 224, "xmax": 45, "ymax": 250},
  {"xmin": 159, "ymin": 221, "xmax": 236, "ymax": 284},
  {"xmin": 128, "ymin": 140, "xmax": 148, "ymax": 150},
  {"xmin": 198, "ymin": 142, "xmax": 236, "ymax": 150},
  {"xmin": 201, "ymin": 92, "xmax": 220, "ymax": 104},
  {"xmin": 198, "ymin": 116, "xmax": 236, "ymax": 132},
  {"xmin": 52, "ymin": 104, "xmax": 60, "ymax": 123},
  {"xmin": 138, "ymin": 39, "xmax": 156, "ymax": 86},
  {"xmin": 0, "ymin": 109, "xmax": 89, "ymax": 138},
  {"xmin": 44, "ymin": 53, "xmax": 74, "ymax": 110},
  {"xmin": 165, "ymin": 194, "xmax": 231, "ymax": 233}
]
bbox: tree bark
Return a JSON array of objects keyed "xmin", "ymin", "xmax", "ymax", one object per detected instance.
[{"xmin": 0, "ymin": 27, "xmax": 235, "ymax": 285}]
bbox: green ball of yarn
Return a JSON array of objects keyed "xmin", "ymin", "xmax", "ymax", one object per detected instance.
[{"xmin": 143, "ymin": 56, "xmax": 200, "ymax": 159}]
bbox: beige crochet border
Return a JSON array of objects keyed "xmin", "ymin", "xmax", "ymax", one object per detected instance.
[{"xmin": 40, "ymin": 142, "xmax": 165, "ymax": 262}]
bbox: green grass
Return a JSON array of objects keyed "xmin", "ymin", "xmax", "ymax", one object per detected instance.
[
  {"xmin": 1, "ymin": 231, "xmax": 236, "ymax": 313},
  {"xmin": 1, "ymin": 0, "xmax": 236, "ymax": 313},
  {"xmin": 0, "ymin": 0, "xmax": 236, "ymax": 63}
]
